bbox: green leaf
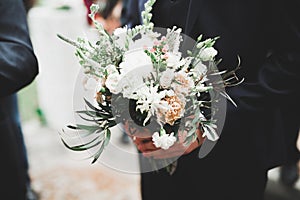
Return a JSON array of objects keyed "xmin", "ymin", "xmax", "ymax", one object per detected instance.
[
  {"xmin": 91, "ymin": 142, "xmax": 105, "ymax": 164},
  {"xmin": 83, "ymin": 98, "xmax": 102, "ymax": 112},
  {"xmin": 61, "ymin": 136, "xmax": 102, "ymax": 151},
  {"xmin": 106, "ymin": 120, "xmax": 117, "ymax": 128},
  {"xmin": 56, "ymin": 5, "xmax": 71, "ymax": 10},
  {"xmin": 76, "ymin": 110, "xmax": 112, "ymax": 119},
  {"xmin": 67, "ymin": 124, "xmax": 79, "ymax": 130},
  {"xmin": 77, "ymin": 124, "xmax": 100, "ymax": 133},
  {"xmin": 83, "ymin": 98, "xmax": 113, "ymax": 115},
  {"xmin": 57, "ymin": 34, "xmax": 81, "ymax": 49},
  {"xmin": 97, "ymin": 103, "xmax": 112, "ymax": 113},
  {"xmin": 104, "ymin": 129, "xmax": 111, "ymax": 147}
]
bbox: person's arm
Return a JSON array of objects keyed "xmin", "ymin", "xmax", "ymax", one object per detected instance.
[
  {"xmin": 230, "ymin": 1, "xmax": 299, "ymax": 110},
  {"xmin": 0, "ymin": 0, "xmax": 38, "ymax": 98}
]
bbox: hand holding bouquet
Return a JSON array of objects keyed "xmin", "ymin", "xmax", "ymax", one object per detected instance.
[{"xmin": 58, "ymin": 0, "xmax": 243, "ymax": 172}]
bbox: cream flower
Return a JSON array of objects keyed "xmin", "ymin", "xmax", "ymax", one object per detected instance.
[
  {"xmin": 162, "ymin": 95, "xmax": 185, "ymax": 125},
  {"xmin": 171, "ymin": 70, "xmax": 194, "ymax": 96}
]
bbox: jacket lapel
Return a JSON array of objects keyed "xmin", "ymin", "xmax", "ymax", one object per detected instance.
[{"xmin": 184, "ymin": 0, "xmax": 203, "ymax": 36}]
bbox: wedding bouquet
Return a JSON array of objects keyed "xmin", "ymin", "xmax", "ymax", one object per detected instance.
[{"xmin": 58, "ymin": 0, "xmax": 242, "ymax": 166}]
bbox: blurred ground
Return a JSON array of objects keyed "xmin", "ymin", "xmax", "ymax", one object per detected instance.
[{"xmin": 23, "ymin": 120, "xmax": 141, "ymax": 200}]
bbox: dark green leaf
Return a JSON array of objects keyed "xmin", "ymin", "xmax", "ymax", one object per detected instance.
[
  {"xmin": 67, "ymin": 124, "xmax": 79, "ymax": 130},
  {"xmin": 91, "ymin": 142, "xmax": 105, "ymax": 164},
  {"xmin": 61, "ymin": 136, "xmax": 102, "ymax": 151},
  {"xmin": 77, "ymin": 124, "xmax": 100, "ymax": 133},
  {"xmin": 104, "ymin": 129, "xmax": 111, "ymax": 146},
  {"xmin": 83, "ymin": 98, "xmax": 102, "ymax": 112}
]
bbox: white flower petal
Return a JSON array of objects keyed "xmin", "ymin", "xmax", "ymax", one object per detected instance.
[
  {"xmin": 199, "ymin": 47, "xmax": 218, "ymax": 61},
  {"xmin": 152, "ymin": 131, "xmax": 177, "ymax": 150}
]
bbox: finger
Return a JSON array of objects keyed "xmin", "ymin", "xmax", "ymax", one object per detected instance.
[
  {"xmin": 144, "ymin": 149, "xmax": 182, "ymax": 159},
  {"xmin": 183, "ymin": 140, "xmax": 199, "ymax": 155},
  {"xmin": 133, "ymin": 137, "xmax": 152, "ymax": 145},
  {"xmin": 143, "ymin": 143, "xmax": 187, "ymax": 159},
  {"xmin": 137, "ymin": 141, "xmax": 158, "ymax": 152}
]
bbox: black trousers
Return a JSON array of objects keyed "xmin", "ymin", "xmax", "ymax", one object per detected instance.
[{"xmin": 139, "ymin": 140, "xmax": 268, "ymax": 200}]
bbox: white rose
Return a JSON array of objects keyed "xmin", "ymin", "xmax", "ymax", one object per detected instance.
[
  {"xmin": 105, "ymin": 73, "xmax": 122, "ymax": 94},
  {"xmin": 199, "ymin": 47, "xmax": 218, "ymax": 61},
  {"xmin": 119, "ymin": 48, "xmax": 152, "ymax": 74},
  {"xmin": 160, "ymin": 68, "xmax": 175, "ymax": 88}
]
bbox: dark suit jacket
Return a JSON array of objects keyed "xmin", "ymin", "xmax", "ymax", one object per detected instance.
[
  {"xmin": 0, "ymin": 0, "xmax": 38, "ymax": 198},
  {"xmin": 124, "ymin": 0, "xmax": 299, "ymax": 170}
]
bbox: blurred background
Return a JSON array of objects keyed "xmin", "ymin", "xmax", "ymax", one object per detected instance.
[{"xmin": 18, "ymin": 0, "xmax": 300, "ymax": 199}]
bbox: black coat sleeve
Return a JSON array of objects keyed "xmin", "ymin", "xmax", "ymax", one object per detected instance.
[
  {"xmin": 0, "ymin": 0, "xmax": 38, "ymax": 98},
  {"xmin": 230, "ymin": 1, "xmax": 300, "ymax": 111}
]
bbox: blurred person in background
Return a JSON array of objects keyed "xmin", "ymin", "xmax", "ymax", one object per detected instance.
[
  {"xmin": 0, "ymin": 0, "xmax": 38, "ymax": 199},
  {"xmin": 84, "ymin": 0, "xmax": 123, "ymax": 34},
  {"xmin": 23, "ymin": 0, "xmax": 36, "ymax": 13},
  {"xmin": 20, "ymin": 1, "xmax": 40, "ymax": 199},
  {"xmin": 21, "ymin": 1, "xmax": 40, "ymax": 199}
]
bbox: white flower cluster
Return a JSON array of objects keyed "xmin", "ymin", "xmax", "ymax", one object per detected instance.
[
  {"xmin": 60, "ymin": 0, "xmax": 224, "ymax": 152},
  {"xmin": 95, "ymin": 26, "xmax": 219, "ymax": 149},
  {"xmin": 152, "ymin": 129, "xmax": 177, "ymax": 150},
  {"xmin": 59, "ymin": 0, "xmax": 241, "ymax": 167}
]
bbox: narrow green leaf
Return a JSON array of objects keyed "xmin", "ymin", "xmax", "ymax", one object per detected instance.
[
  {"xmin": 83, "ymin": 98, "xmax": 101, "ymax": 112},
  {"xmin": 104, "ymin": 129, "xmax": 111, "ymax": 146},
  {"xmin": 61, "ymin": 136, "xmax": 102, "ymax": 151},
  {"xmin": 91, "ymin": 142, "xmax": 105, "ymax": 164},
  {"xmin": 77, "ymin": 124, "xmax": 100, "ymax": 133}
]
